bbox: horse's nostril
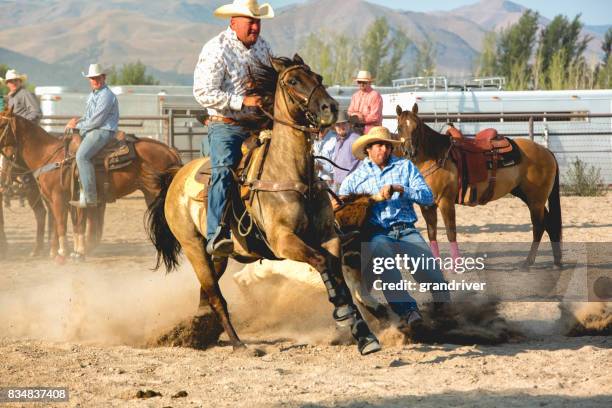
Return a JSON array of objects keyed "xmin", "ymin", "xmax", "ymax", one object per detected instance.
[{"xmin": 321, "ymin": 104, "xmax": 329, "ymax": 111}]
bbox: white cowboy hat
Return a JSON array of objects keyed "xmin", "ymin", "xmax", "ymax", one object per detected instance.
[
  {"xmin": 214, "ymin": 0, "xmax": 274, "ymax": 19},
  {"xmin": 354, "ymin": 70, "xmax": 374, "ymax": 83},
  {"xmin": 351, "ymin": 126, "xmax": 401, "ymax": 160},
  {"xmin": 82, "ymin": 63, "xmax": 107, "ymax": 78},
  {"xmin": 0, "ymin": 69, "xmax": 27, "ymax": 83}
]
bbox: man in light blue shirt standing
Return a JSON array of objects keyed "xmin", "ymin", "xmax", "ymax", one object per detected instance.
[
  {"xmin": 65, "ymin": 63, "xmax": 119, "ymax": 208},
  {"xmin": 339, "ymin": 126, "xmax": 450, "ymax": 330}
]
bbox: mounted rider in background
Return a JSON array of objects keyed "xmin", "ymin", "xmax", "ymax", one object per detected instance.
[{"xmin": 65, "ymin": 64, "xmax": 119, "ymax": 208}]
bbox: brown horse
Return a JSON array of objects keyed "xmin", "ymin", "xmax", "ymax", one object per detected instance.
[
  {"xmin": 0, "ymin": 108, "xmax": 182, "ymax": 262},
  {"xmin": 0, "ymin": 154, "xmax": 48, "ymax": 257},
  {"xmin": 147, "ymin": 55, "xmax": 381, "ymax": 355},
  {"xmin": 396, "ymin": 104, "xmax": 562, "ymax": 268}
]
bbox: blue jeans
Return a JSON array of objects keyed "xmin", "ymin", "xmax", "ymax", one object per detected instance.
[
  {"xmin": 76, "ymin": 129, "xmax": 115, "ymax": 203},
  {"xmin": 366, "ymin": 224, "xmax": 450, "ymax": 317},
  {"xmin": 205, "ymin": 123, "xmax": 249, "ymax": 240}
]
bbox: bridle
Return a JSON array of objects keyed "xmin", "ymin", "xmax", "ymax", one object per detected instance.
[
  {"xmin": 397, "ymin": 113, "xmax": 418, "ymax": 160},
  {"xmin": 259, "ymin": 64, "xmax": 327, "ymax": 134},
  {"xmin": 397, "ymin": 112, "xmax": 450, "ymax": 180},
  {"xmin": 0, "ymin": 116, "xmax": 68, "ymax": 178}
]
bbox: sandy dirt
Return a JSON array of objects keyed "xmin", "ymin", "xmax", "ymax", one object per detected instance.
[{"xmin": 0, "ymin": 193, "xmax": 610, "ymax": 407}]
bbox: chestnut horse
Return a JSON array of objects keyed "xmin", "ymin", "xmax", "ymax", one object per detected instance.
[
  {"xmin": 396, "ymin": 104, "xmax": 562, "ymax": 268},
  {"xmin": 147, "ymin": 55, "xmax": 381, "ymax": 355},
  {"xmin": 0, "ymin": 109, "xmax": 182, "ymax": 262}
]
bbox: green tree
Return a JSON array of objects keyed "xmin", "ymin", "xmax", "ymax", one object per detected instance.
[
  {"xmin": 108, "ymin": 61, "xmax": 159, "ymax": 85},
  {"xmin": 0, "ymin": 64, "xmax": 8, "ymax": 97},
  {"xmin": 596, "ymin": 27, "xmax": 612, "ymax": 88},
  {"xmin": 300, "ymin": 33, "xmax": 359, "ymax": 86},
  {"xmin": 360, "ymin": 17, "xmax": 410, "ymax": 85},
  {"xmin": 537, "ymin": 14, "xmax": 592, "ymax": 89},
  {"xmin": 413, "ymin": 40, "xmax": 437, "ymax": 77},
  {"xmin": 496, "ymin": 9, "xmax": 539, "ymax": 90},
  {"xmin": 476, "ymin": 31, "xmax": 497, "ymax": 77}
]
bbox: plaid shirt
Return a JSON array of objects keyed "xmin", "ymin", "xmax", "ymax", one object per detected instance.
[{"xmin": 339, "ymin": 156, "xmax": 434, "ymax": 229}]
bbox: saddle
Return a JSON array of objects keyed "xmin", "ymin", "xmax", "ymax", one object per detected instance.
[
  {"xmin": 66, "ymin": 130, "xmax": 138, "ymax": 204},
  {"xmin": 446, "ymin": 125, "xmax": 521, "ymax": 205},
  {"xmin": 187, "ymin": 129, "xmax": 328, "ymax": 261}
]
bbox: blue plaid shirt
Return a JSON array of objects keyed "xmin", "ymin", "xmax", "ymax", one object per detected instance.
[
  {"xmin": 339, "ymin": 156, "xmax": 434, "ymax": 229},
  {"xmin": 77, "ymin": 85, "xmax": 119, "ymax": 133}
]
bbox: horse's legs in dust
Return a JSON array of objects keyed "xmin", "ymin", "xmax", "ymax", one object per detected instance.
[
  {"xmin": 420, "ymin": 205, "xmax": 440, "ymax": 258},
  {"xmin": 182, "ymin": 239, "xmax": 243, "ymax": 348},
  {"xmin": 525, "ymin": 204, "xmax": 547, "ymax": 266},
  {"xmin": 271, "ymin": 228, "xmax": 379, "ymax": 352},
  {"xmin": 26, "ymin": 183, "xmax": 46, "ymax": 257},
  {"xmin": 438, "ymin": 197, "xmax": 461, "ymax": 265},
  {"xmin": 48, "ymin": 194, "xmax": 68, "ymax": 262}
]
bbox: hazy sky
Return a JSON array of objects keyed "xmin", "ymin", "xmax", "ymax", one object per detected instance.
[{"xmin": 273, "ymin": 0, "xmax": 611, "ymax": 26}]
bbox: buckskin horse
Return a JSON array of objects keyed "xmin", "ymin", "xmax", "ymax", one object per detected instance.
[
  {"xmin": 0, "ymin": 107, "xmax": 182, "ymax": 262},
  {"xmin": 146, "ymin": 55, "xmax": 381, "ymax": 355},
  {"xmin": 396, "ymin": 104, "xmax": 562, "ymax": 268}
]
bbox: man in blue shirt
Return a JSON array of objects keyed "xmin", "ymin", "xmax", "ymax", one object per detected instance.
[
  {"xmin": 339, "ymin": 126, "xmax": 450, "ymax": 328},
  {"xmin": 65, "ymin": 64, "xmax": 119, "ymax": 208}
]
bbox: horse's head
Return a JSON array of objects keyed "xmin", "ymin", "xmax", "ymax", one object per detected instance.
[
  {"xmin": 396, "ymin": 103, "xmax": 422, "ymax": 159},
  {"xmin": 0, "ymin": 107, "xmax": 18, "ymax": 162},
  {"xmin": 270, "ymin": 54, "xmax": 338, "ymax": 127}
]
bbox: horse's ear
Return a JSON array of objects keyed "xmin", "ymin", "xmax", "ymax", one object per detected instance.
[
  {"xmin": 411, "ymin": 103, "xmax": 419, "ymax": 114},
  {"xmin": 269, "ymin": 57, "xmax": 286, "ymax": 73},
  {"xmin": 7, "ymin": 105, "xmax": 14, "ymax": 116},
  {"xmin": 293, "ymin": 53, "xmax": 305, "ymax": 65},
  {"xmin": 396, "ymin": 105, "xmax": 403, "ymax": 116}
]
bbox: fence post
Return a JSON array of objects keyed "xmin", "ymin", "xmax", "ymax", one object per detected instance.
[
  {"xmin": 168, "ymin": 109, "xmax": 174, "ymax": 148},
  {"xmin": 528, "ymin": 116, "xmax": 534, "ymax": 141}
]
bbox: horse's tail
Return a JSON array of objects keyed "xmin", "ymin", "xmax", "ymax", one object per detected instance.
[
  {"xmin": 547, "ymin": 160, "xmax": 562, "ymax": 243},
  {"xmin": 146, "ymin": 166, "xmax": 182, "ymax": 272}
]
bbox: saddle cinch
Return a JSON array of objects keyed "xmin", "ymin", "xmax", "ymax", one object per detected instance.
[
  {"xmin": 446, "ymin": 125, "xmax": 521, "ymax": 205},
  {"xmin": 66, "ymin": 130, "xmax": 137, "ymax": 203}
]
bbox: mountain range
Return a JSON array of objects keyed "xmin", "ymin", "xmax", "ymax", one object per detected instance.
[{"xmin": 0, "ymin": 0, "xmax": 608, "ymax": 89}]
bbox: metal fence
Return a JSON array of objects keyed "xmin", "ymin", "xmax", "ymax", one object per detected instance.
[
  {"xmin": 40, "ymin": 112, "xmax": 612, "ymax": 184},
  {"xmin": 382, "ymin": 112, "xmax": 612, "ymax": 185}
]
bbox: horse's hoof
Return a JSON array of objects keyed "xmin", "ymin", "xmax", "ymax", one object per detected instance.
[
  {"xmin": 333, "ymin": 304, "xmax": 357, "ymax": 328},
  {"xmin": 29, "ymin": 250, "xmax": 43, "ymax": 258},
  {"xmin": 72, "ymin": 253, "xmax": 86, "ymax": 263},
  {"xmin": 55, "ymin": 255, "xmax": 66, "ymax": 265},
  {"xmin": 358, "ymin": 335, "xmax": 382, "ymax": 356}
]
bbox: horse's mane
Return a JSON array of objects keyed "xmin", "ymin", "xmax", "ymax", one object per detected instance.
[{"xmin": 240, "ymin": 57, "xmax": 294, "ymax": 130}]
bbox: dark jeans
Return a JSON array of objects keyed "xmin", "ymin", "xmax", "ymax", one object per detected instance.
[
  {"xmin": 204, "ymin": 123, "xmax": 249, "ymax": 240},
  {"xmin": 366, "ymin": 223, "xmax": 450, "ymax": 317}
]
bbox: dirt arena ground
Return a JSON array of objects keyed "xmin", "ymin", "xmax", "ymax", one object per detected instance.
[{"xmin": 0, "ymin": 193, "xmax": 610, "ymax": 407}]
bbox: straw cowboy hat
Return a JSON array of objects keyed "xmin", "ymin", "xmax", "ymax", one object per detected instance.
[
  {"xmin": 214, "ymin": 0, "xmax": 275, "ymax": 19},
  {"xmin": 0, "ymin": 69, "xmax": 27, "ymax": 83},
  {"xmin": 351, "ymin": 126, "xmax": 401, "ymax": 160},
  {"xmin": 82, "ymin": 63, "xmax": 107, "ymax": 78},
  {"xmin": 354, "ymin": 70, "xmax": 374, "ymax": 83}
]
